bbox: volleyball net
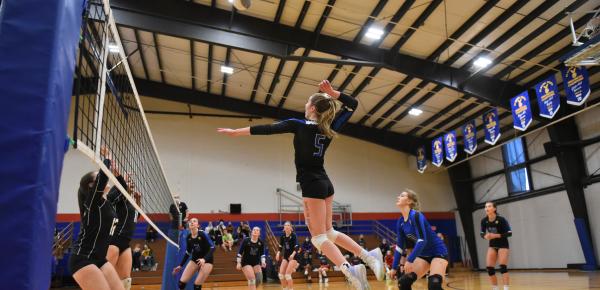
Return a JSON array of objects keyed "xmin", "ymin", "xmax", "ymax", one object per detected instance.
[{"xmin": 72, "ymin": 0, "xmax": 178, "ymax": 247}]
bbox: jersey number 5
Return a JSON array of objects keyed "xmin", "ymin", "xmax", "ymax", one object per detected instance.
[
  {"xmin": 109, "ymin": 218, "xmax": 119, "ymax": 236},
  {"xmin": 314, "ymin": 134, "xmax": 326, "ymax": 157}
]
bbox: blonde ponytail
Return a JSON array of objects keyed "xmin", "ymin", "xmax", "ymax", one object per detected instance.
[{"xmin": 310, "ymin": 93, "xmax": 339, "ymax": 138}]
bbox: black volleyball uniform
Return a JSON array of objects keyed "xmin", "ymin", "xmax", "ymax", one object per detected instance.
[
  {"xmin": 279, "ymin": 233, "xmax": 299, "ymax": 261},
  {"xmin": 179, "ymin": 230, "xmax": 215, "ymax": 267},
  {"xmin": 107, "ymin": 175, "xmax": 137, "ymax": 253},
  {"xmin": 69, "ymin": 159, "xmax": 119, "ymax": 273},
  {"xmin": 237, "ymin": 237, "xmax": 266, "ymax": 267},
  {"xmin": 480, "ymin": 215, "xmax": 512, "ymax": 249},
  {"xmin": 250, "ymin": 93, "xmax": 358, "ymax": 199}
]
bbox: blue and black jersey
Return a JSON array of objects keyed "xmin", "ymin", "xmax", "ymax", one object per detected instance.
[
  {"xmin": 250, "ymin": 93, "xmax": 358, "ymax": 184},
  {"xmin": 392, "ymin": 209, "xmax": 447, "ymax": 268},
  {"xmin": 237, "ymin": 237, "xmax": 265, "ymax": 266},
  {"xmin": 179, "ymin": 230, "xmax": 215, "ymax": 266},
  {"xmin": 480, "ymin": 215, "xmax": 511, "ymax": 248},
  {"xmin": 279, "ymin": 232, "xmax": 299, "ymax": 260}
]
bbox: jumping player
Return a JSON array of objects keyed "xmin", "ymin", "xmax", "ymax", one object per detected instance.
[
  {"xmin": 236, "ymin": 226, "xmax": 266, "ymax": 290},
  {"xmin": 391, "ymin": 190, "xmax": 448, "ymax": 290},
  {"xmin": 481, "ymin": 201, "xmax": 512, "ymax": 290},
  {"xmin": 217, "ymin": 80, "xmax": 384, "ymax": 289},
  {"xmin": 172, "ymin": 218, "xmax": 215, "ymax": 290}
]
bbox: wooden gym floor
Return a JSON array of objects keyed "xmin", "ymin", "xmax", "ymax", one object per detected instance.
[{"xmin": 131, "ymin": 270, "xmax": 600, "ymax": 290}]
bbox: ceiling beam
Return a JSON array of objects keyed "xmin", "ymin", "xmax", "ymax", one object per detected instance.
[
  {"xmin": 357, "ymin": 81, "xmax": 406, "ymax": 125},
  {"xmin": 390, "ymin": 0, "xmax": 442, "ymax": 53},
  {"xmin": 353, "ymin": 0, "xmax": 388, "ymax": 43},
  {"xmin": 151, "ymin": 32, "xmax": 164, "ymax": 83},
  {"xmin": 460, "ymin": 0, "xmax": 559, "ymax": 71},
  {"xmin": 476, "ymin": 0, "xmax": 587, "ymax": 77},
  {"xmin": 249, "ymin": 55, "xmax": 267, "ymax": 103},
  {"xmin": 109, "ymin": 0, "xmax": 526, "ymax": 110},
  {"xmin": 373, "ymin": 0, "xmax": 415, "ymax": 47},
  {"xmin": 134, "ymin": 29, "xmax": 149, "ymax": 79}
]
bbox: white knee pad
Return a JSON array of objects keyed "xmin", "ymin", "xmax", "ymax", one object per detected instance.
[
  {"xmin": 285, "ymin": 274, "xmax": 293, "ymax": 281},
  {"xmin": 122, "ymin": 277, "xmax": 132, "ymax": 290},
  {"xmin": 278, "ymin": 273, "xmax": 285, "ymax": 280},
  {"xmin": 247, "ymin": 279, "xmax": 256, "ymax": 285},
  {"xmin": 326, "ymin": 228, "xmax": 340, "ymax": 242},
  {"xmin": 311, "ymin": 234, "xmax": 328, "ymax": 251}
]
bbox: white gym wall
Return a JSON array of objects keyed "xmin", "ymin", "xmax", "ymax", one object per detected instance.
[{"xmin": 58, "ymin": 96, "xmax": 456, "ymax": 214}]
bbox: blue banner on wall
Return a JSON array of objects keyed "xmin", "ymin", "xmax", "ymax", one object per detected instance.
[
  {"xmin": 562, "ymin": 66, "xmax": 590, "ymax": 106},
  {"xmin": 432, "ymin": 136, "xmax": 444, "ymax": 167},
  {"xmin": 510, "ymin": 91, "xmax": 533, "ymax": 131},
  {"xmin": 444, "ymin": 130, "xmax": 457, "ymax": 162},
  {"xmin": 463, "ymin": 120, "xmax": 477, "ymax": 155},
  {"xmin": 483, "ymin": 108, "xmax": 501, "ymax": 145},
  {"xmin": 416, "ymin": 146, "xmax": 427, "ymax": 174},
  {"xmin": 534, "ymin": 75, "xmax": 560, "ymax": 119}
]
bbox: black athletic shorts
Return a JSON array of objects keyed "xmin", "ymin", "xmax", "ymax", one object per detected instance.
[
  {"xmin": 242, "ymin": 258, "xmax": 260, "ymax": 267},
  {"xmin": 69, "ymin": 253, "xmax": 108, "ymax": 274},
  {"xmin": 110, "ymin": 235, "xmax": 131, "ymax": 254},
  {"xmin": 191, "ymin": 256, "xmax": 214, "ymax": 265},
  {"xmin": 417, "ymin": 254, "xmax": 448, "ymax": 264},
  {"xmin": 490, "ymin": 239, "xmax": 509, "ymax": 249},
  {"xmin": 300, "ymin": 179, "xmax": 334, "ymax": 199}
]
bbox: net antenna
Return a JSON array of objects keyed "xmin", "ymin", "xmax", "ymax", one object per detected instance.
[
  {"xmin": 563, "ymin": 8, "xmax": 600, "ymax": 67},
  {"xmin": 73, "ymin": 0, "xmax": 179, "ymax": 247}
]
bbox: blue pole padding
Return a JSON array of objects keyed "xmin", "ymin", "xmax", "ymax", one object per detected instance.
[
  {"xmin": 0, "ymin": 0, "xmax": 84, "ymax": 289},
  {"xmin": 574, "ymin": 218, "xmax": 598, "ymax": 270}
]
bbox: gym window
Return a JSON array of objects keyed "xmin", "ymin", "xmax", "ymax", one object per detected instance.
[{"xmin": 502, "ymin": 137, "xmax": 531, "ymax": 194}]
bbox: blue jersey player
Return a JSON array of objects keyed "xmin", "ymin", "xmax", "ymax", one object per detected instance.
[{"xmin": 391, "ymin": 190, "xmax": 448, "ymax": 290}]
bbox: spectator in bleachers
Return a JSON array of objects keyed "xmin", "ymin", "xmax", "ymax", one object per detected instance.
[
  {"xmin": 213, "ymin": 225, "xmax": 223, "ymax": 250},
  {"xmin": 227, "ymin": 222, "xmax": 235, "ymax": 237},
  {"xmin": 242, "ymin": 222, "xmax": 251, "ymax": 238},
  {"xmin": 300, "ymin": 250, "xmax": 313, "ymax": 282},
  {"xmin": 357, "ymin": 234, "xmax": 366, "ymax": 249},
  {"xmin": 145, "ymin": 224, "xmax": 156, "ymax": 243},
  {"xmin": 384, "ymin": 250, "xmax": 394, "ymax": 280},
  {"xmin": 318, "ymin": 256, "xmax": 330, "ymax": 283},
  {"xmin": 132, "ymin": 244, "xmax": 141, "ymax": 272},
  {"xmin": 205, "ymin": 221, "xmax": 214, "ymax": 233},
  {"xmin": 379, "ymin": 238, "xmax": 390, "ymax": 255},
  {"xmin": 141, "ymin": 244, "xmax": 155, "ymax": 271},
  {"xmin": 301, "ymin": 236, "xmax": 313, "ymax": 259},
  {"xmin": 222, "ymin": 229, "xmax": 234, "ymax": 251}
]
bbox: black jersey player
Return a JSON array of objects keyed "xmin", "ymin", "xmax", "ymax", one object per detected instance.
[
  {"xmin": 172, "ymin": 218, "xmax": 215, "ymax": 290},
  {"xmin": 275, "ymin": 222, "xmax": 299, "ymax": 290},
  {"xmin": 69, "ymin": 147, "xmax": 125, "ymax": 290},
  {"xmin": 481, "ymin": 201, "xmax": 512, "ymax": 290},
  {"xmin": 236, "ymin": 226, "xmax": 266, "ymax": 290},
  {"xmin": 106, "ymin": 173, "xmax": 140, "ymax": 290},
  {"xmin": 217, "ymin": 80, "xmax": 384, "ymax": 289}
]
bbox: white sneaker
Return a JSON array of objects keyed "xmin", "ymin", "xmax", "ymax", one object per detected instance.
[
  {"xmin": 342, "ymin": 264, "xmax": 369, "ymax": 290},
  {"xmin": 363, "ymin": 248, "xmax": 384, "ymax": 281}
]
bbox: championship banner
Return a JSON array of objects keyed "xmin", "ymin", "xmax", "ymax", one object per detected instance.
[
  {"xmin": 444, "ymin": 130, "xmax": 457, "ymax": 162},
  {"xmin": 432, "ymin": 136, "xmax": 443, "ymax": 167},
  {"xmin": 483, "ymin": 108, "xmax": 501, "ymax": 145},
  {"xmin": 534, "ymin": 75, "xmax": 560, "ymax": 119},
  {"xmin": 510, "ymin": 91, "xmax": 533, "ymax": 131},
  {"xmin": 562, "ymin": 66, "xmax": 590, "ymax": 106},
  {"xmin": 416, "ymin": 146, "xmax": 427, "ymax": 174},
  {"xmin": 463, "ymin": 120, "xmax": 477, "ymax": 155}
]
